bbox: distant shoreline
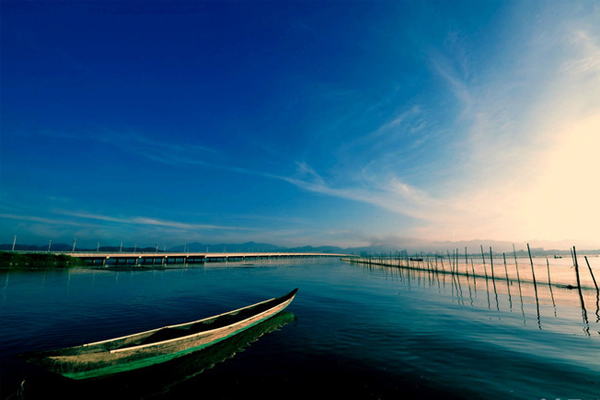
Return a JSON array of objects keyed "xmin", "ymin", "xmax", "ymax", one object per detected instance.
[{"xmin": 0, "ymin": 252, "xmax": 85, "ymax": 269}]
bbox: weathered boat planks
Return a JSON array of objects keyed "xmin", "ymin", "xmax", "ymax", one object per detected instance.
[{"xmin": 20, "ymin": 289, "xmax": 298, "ymax": 379}]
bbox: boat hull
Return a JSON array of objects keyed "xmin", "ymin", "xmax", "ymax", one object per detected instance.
[{"xmin": 21, "ymin": 289, "xmax": 297, "ymax": 380}]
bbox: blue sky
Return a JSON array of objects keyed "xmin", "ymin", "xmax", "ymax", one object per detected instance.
[{"xmin": 1, "ymin": 1, "xmax": 599, "ymax": 250}]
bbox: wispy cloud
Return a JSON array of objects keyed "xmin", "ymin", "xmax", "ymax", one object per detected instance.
[
  {"xmin": 429, "ymin": 49, "xmax": 474, "ymax": 114},
  {"xmin": 0, "ymin": 213, "xmax": 103, "ymax": 228},
  {"xmin": 562, "ymin": 29, "xmax": 600, "ymax": 77},
  {"xmin": 28, "ymin": 128, "xmax": 219, "ymax": 167},
  {"xmin": 279, "ymin": 161, "xmax": 442, "ymax": 223},
  {"xmin": 27, "ymin": 128, "xmax": 291, "ymax": 182},
  {"xmin": 0, "ymin": 209, "xmax": 260, "ymax": 246},
  {"xmin": 57, "ymin": 211, "xmax": 253, "ymax": 231}
]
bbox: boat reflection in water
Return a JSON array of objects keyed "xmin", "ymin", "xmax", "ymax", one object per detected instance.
[{"xmin": 17, "ymin": 311, "xmax": 297, "ymax": 399}]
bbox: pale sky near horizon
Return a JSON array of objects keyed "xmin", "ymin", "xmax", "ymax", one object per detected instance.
[{"xmin": 1, "ymin": 1, "xmax": 599, "ymax": 250}]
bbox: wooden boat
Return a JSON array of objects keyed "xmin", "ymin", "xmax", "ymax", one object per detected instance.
[{"xmin": 20, "ymin": 289, "xmax": 298, "ymax": 380}]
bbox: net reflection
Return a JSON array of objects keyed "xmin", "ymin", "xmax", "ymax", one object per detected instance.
[{"xmin": 348, "ymin": 253, "xmax": 600, "ymax": 339}]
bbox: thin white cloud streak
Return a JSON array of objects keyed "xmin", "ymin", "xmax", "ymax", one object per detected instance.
[
  {"xmin": 31, "ymin": 127, "xmax": 287, "ymax": 181},
  {"xmin": 0, "ymin": 213, "xmax": 104, "ymax": 228},
  {"xmin": 563, "ymin": 30, "xmax": 600, "ymax": 76},
  {"xmin": 40, "ymin": 129, "xmax": 218, "ymax": 156},
  {"xmin": 429, "ymin": 50, "xmax": 474, "ymax": 115},
  {"xmin": 29, "ymin": 129, "xmax": 220, "ymax": 168},
  {"xmin": 58, "ymin": 211, "xmax": 253, "ymax": 231},
  {"xmin": 1, "ymin": 210, "xmax": 260, "ymax": 246},
  {"xmin": 279, "ymin": 164, "xmax": 443, "ymax": 223}
]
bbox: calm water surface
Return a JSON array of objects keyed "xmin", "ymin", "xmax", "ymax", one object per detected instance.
[{"xmin": 1, "ymin": 259, "xmax": 599, "ymax": 399}]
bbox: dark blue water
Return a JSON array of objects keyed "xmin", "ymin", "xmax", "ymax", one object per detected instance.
[{"xmin": 1, "ymin": 259, "xmax": 599, "ymax": 399}]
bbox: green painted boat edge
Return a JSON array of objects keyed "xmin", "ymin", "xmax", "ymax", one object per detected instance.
[{"xmin": 64, "ymin": 308, "xmax": 288, "ymax": 380}]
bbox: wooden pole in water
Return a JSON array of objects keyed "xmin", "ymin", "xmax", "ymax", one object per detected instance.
[
  {"xmin": 465, "ymin": 257, "xmax": 474, "ymax": 306},
  {"xmin": 480, "ymin": 245, "xmax": 491, "ymax": 309},
  {"xmin": 573, "ymin": 246, "xmax": 583, "ymax": 289},
  {"xmin": 547, "ymin": 257, "xmax": 557, "ymax": 316},
  {"xmin": 573, "ymin": 246, "xmax": 590, "ymax": 336},
  {"xmin": 527, "ymin": 243, "xmax": 541, "ymax": 329},
  {"xmin": 480, "ymin": 245, "xmax": 489, "ymax": 280},
  {"xmin": 456, "ymin": 248, "xmax": 460, "ymax": 275},
  {"xmin": 546, "ymin": 257, "xmax": 554, "ymax": 288},
  {"xmin": 489, "ymin": 247, "xmax": 496, "ymax": 281},
  {"xmin": 454, "ymin": 249, "xmax": 458, "ymax": 274},
  {"xmin": 584, "ymin": 256, "xmax": 599, "ymax": 291},
  {"xmin": 452, "ymin": 249, "xmax": 456, "ymax": 274},
  {"xmin": 453, "ymin": 249, "xmax": 462, "ymax": 293},
  {"xmin": 438, "ymin": 256, "xmax": 445, "ymax": 287},
  {"xmin": 465, "ymin": 256, "xmax": 471, "ymax": 281},
  {"xmin": 440, "ymin": 257, "xmax": 446, "ymax": 273},
  {"xmin": 470, "ymin": 258, "xmax": 477, "ymax": 291},
  {"xmin": 512, "ymin": 245, "xmax": 525, "ymax": 323},
  {"xmin": 527, "ymin": 243, "xmax": 538, "ymax": 287},
  {"xmin": 585, "ymin": 256, "xmax": 600, "ymax": 322},
  {"xmin": 503, "ymin": 253, "xmax": 510, "ymax": 285},
  {"xmin": 503, "ymin": 253, "xmax": 513, "ymax": 310},
  {"xmin": 490, "ymin": 247, "xmax": 499, "ymax": 310},
  {"xmin": 455, "ymin": 259, "xmax": 464, "ymax": 304},
  {"xmin": 513, "ymin": 244, "xmax": 521, "ymax": 282}
]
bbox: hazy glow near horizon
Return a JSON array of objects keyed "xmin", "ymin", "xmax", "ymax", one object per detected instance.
[{"xmin": 1, "ymin": 1, "xmax": 599, "ymax": 249}]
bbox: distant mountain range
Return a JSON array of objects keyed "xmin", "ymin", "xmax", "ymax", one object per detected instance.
[
  {"xmin": 2, "ymin": 240, "xmax": 599, "ymax": 256},
  {"xmin": 176, "ymin": 241, "xmax": 351, "ymax": 254},
  {"xmin": 0, "ymin": 241, "xmax": 348, "ymax": 254}
]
